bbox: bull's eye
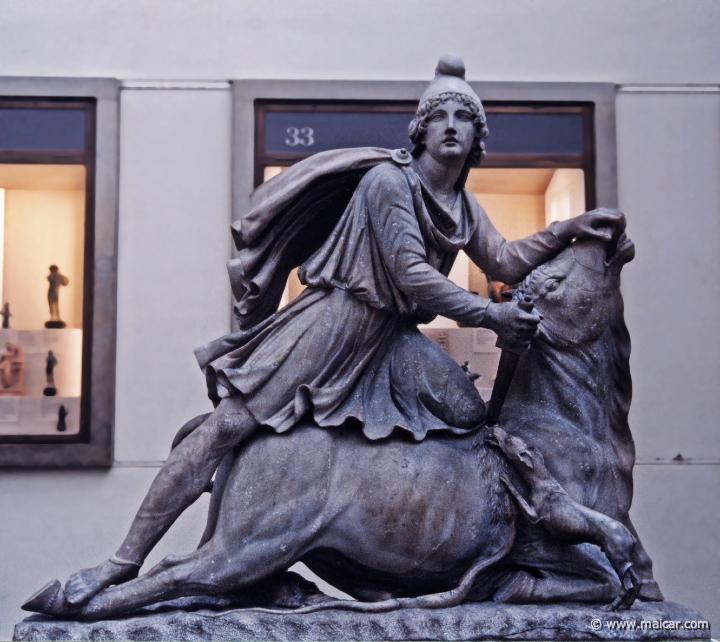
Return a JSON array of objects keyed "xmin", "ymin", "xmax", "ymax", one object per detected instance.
[{"xmin": 546, "ymin": 280, "xmax": 560, "ymax": 292}]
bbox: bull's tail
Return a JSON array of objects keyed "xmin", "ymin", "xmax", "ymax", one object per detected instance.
[{"xmin": 253, "ymin": 519, "xmax": 516, "ymax": 615}]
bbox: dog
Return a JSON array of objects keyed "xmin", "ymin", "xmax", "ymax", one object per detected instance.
[{"xmin": 486, "ymin": 426, "xmax": 641, "ymax": 611}]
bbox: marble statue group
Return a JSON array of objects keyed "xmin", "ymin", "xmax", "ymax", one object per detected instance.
[{"xmin": 23, "ymin": 55, "xmax": 664, "ymax": 622}]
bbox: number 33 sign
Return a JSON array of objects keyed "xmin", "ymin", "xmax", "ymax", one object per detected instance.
[{"xmin": 285, "ymin": 127, "xmax": 315, "ymax": 147}]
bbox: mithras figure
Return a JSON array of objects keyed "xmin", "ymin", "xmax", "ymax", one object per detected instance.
[
  {"xmin": 45, "ymin": 265, "xmax": 69, "ymax": 329},
  {"xmin": 23, "ymin": 55, "xmax": 662, "ymax": 621}
]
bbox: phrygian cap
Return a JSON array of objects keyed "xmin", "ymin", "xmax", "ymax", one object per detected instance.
[{"xmin": 418, "ymin": 55, "xmax": 482, "ymax": 109}]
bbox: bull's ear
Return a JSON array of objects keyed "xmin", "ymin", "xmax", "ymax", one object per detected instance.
[
  {"xmin": 606, "ymin": 233, "xmax": 635, "ymax": 268},
  {"xmin": 518, "ymin": 450, "xmax": 534, "ymax": 470}
]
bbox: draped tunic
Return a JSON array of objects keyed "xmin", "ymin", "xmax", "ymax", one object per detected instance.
[{"xmin": 196, "ymin": 160, "xmax": 565, "ymax": 441}]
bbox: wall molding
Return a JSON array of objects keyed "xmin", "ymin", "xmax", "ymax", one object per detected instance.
[
  {"xmin": 618, "ymin": 84, "xmax": 720, "ymax": 94},
  {"xmin": 635, "ymin": 459, "xmax": 720, "ymax": 466},
  {"xmin": 122, "ymin": 80, "xmax": 231, "ymax": 91},
  {"xmin": 114, "ymin": 460, "xmax": 165, "ymax": 468}
]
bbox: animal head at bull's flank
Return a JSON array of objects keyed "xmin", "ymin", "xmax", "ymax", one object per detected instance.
[
  {"xmin": 486, "ymin": 426, "xmax": 546, "ymax": 472},
  {"xmin": 516, "ymin": 234, "xmax": 635, "ymax": 345}
]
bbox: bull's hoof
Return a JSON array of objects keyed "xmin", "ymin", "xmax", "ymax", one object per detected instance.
[
  {"xmin": 22, "ymin": 580, "xmax": 64, "ymax": 615},
  {"xmin": 638, "ymin": 579, "xmax": 665, "ymax": 601}
]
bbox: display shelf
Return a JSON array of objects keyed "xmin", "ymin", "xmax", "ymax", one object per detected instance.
[
  {"xmin": 0, "ymin": 329, "xmax": 82, "ymax": 435},
  {"xmin": 0, "ymin": 395, "xmax": 80, "ymax": 435},
  {"xmin": 0, "ymin": 328, "xmax": 82, "ymax": 397}
]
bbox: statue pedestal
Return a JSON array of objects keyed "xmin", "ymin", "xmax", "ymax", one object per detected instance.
[{"xmin": 13, "ymin": 601, "xmax": 710, "ymax": 641}]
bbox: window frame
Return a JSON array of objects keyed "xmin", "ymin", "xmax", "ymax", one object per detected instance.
[
  {"xmin": 253, "ymin": 99, "xmax": 597, "ymax": 209},
  {"xmin": 237, "ymin": 81, "xmax": 616, "ymax": 204},
  {"xmin": 254, "ymin": 100, "xmax": 419, "ymax": 187},
  {"xmin": 0, "ymin": 78, "xmax": 120, "ymax": 467}
]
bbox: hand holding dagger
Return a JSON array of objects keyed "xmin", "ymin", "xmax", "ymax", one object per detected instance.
[{"xmin": 485, "ymin": 293, "xmax": 539, "ymax": 426}]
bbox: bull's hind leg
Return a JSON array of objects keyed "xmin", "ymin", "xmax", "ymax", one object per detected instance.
[
  {"xmin": 29, "ymin": 529, "xmax": 319, "ymax": 620},
  {"xmin": 25, "ymin": 426, "xmax": 339, "ymax": 619},
  {"xmin": 63, "ymin": 398, "xmax": 258, "ymax": 608}
]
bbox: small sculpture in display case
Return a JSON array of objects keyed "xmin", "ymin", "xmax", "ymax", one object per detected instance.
[
  {"xmin": 45, "ymin": 265, "xmax": 69, "ymax": 329},
  {"xmin": 43, "ymin": 350, "xmax": 58, "ymax": 397},
  {"xmin": 1, "ymin": 302, "xmax": 11, "ymax": 329},
  {"xmin": 460, "ymin": 360, "xmax": 481, "ymax": 383},
  {"xmin": 0, "ymin": 341, "xmax": 24, "ymax": 396},
  {"xmin": 56, "ymin": 404, "xmax": 68, "ymax": 432}
]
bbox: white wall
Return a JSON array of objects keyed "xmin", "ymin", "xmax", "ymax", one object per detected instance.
[
  {"xmin": 545, "ymin": 168, "xmax": 585, "ymax": 225},
  {"xmin": 0, "ymin": 1, "xmax": 719, "ymax": 638},
  {"xmin": 617, "ymin": 90, "xmax": 720, "ymax": 621},
  {"xmin": 113, "ymin": 88, "xmax": 233, "ymax": 463},
  {"xmin": 0, "ymin": 0, "xmax": 717, "ymax": 83}
]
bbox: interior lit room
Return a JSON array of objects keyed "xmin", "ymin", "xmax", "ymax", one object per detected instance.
[{"xmin": 0, "ymin": 164, "xmax": 85, "ymax": 435}]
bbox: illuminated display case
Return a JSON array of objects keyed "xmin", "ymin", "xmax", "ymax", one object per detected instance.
[{"xmin": 0, "ymin": 79, "xmax": 119, "ymax": 467}]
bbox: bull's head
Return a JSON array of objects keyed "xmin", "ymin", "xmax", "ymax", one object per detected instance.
[{"xmin": 519, "ymin": 230, "xmax": 635, "ymax": 345}]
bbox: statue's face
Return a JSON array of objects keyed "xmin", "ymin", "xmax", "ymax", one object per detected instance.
[{"xmin": 421, "ymin": 99, "xmax": 475, "ymax": 165}]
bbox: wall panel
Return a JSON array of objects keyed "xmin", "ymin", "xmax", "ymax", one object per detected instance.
[{"xmin": 114, "ymin": 88, "xmax": 232, "ymax": 462}]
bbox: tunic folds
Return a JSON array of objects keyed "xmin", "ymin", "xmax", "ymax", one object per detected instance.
[{"xmin": 196, "ymin": 160, "xmax": 566, "ymax": 441}]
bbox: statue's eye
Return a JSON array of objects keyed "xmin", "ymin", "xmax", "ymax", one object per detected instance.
[{"xmin": 546, "ymin": 280, "xmax": 560, "ymax": 292}]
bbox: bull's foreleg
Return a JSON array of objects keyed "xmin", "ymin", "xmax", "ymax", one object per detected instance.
[
  {"xmin": 532, "ymin": 499, "xmax": 641, "ymax": 610},
  {"xmin": 495, "ymin": 569, "xmax": 620, "ymax": 605},
  {"xmin": 621, "ymin": 514, "xmax": 664, "ymax": 601},
  {"xmin": 578, "ymin": 508, "xmax": 641, "ymax": 610},
  {"xmin": 496, "ymin": 541, "xmax": 621, "ymax": 605}
]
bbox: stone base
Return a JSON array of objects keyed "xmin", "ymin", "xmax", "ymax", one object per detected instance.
[{"xmin": 13, "ymin": 600, "xmax": 710, "ymax": 641}]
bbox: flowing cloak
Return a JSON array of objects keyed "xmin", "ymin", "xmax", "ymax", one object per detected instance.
[{"xmin": 195, "ymin": 147, "xmax": 566, "ymax": 440}]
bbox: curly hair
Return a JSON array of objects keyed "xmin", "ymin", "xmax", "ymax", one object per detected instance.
[{"xmin": 408, "ymin": 92, "xmax": 489, "ymax": 166}]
